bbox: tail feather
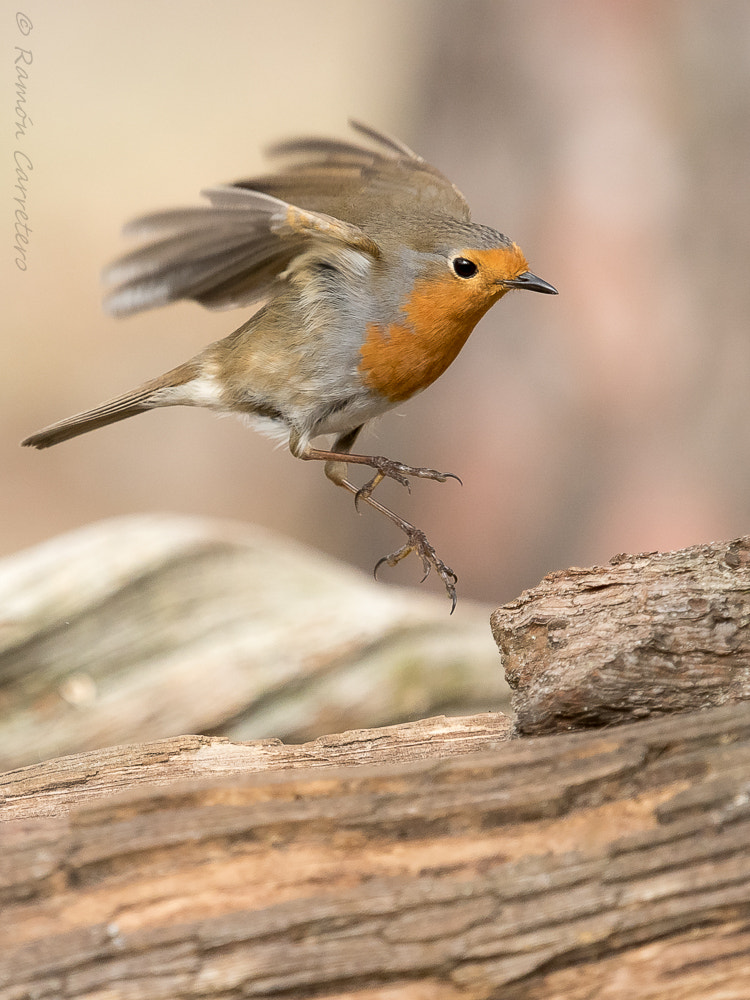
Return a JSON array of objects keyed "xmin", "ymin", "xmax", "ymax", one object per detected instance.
[
  {"xmin": 21, "ymin": 360, "xmax": 202, "ymax": 449},
  {"xmin": 21, "ymin": 388, "xmax": 155, "ymax": 449}
]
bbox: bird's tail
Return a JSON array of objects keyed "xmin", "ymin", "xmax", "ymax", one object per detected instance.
[
  {"xmin": 21, "ymin": 361, "xmax": 201, "ymax": 449},
  {"xmin": 21, "ymin": 388, "xmax": 155, "ymax": 449}
]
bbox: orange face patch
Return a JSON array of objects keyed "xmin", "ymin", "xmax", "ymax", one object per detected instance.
[{"xmin": 359, "ymin": 244, "xmax": 529, "ymax": 402}]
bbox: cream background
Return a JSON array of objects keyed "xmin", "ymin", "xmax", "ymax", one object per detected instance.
[{"xmin": 5, "ymin": 1, "xmax": 750, "ymax": 605}]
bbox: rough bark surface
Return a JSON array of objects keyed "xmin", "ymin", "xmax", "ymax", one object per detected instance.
[
  {"xmin": 0, "ymin": 713, "xmax": 512, "ymax": 822},
  {"xmin": 2, "ymin": 703, "xmax": 750, "ymax": 999},
  {"xmin": 491, "ymin": 536, "xmax": 750, "ymax": 736}
]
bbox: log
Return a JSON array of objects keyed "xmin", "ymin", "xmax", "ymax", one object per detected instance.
[
  {"xmin": 2, "ymin": 702, "xmax": 750, "ymax": 999},
  {"xmin": 0, "ymin": 515, "xmax": 507, "ymax": 771},
  {"xmin": 492, "ymin": 536, "xmax": 750, "ymax": 736},
  {"xmin": 0, "ymin": 713, "xmax": 512, "ymax": 822}
]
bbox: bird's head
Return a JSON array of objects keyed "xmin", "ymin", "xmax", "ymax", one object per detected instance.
[{"xmin": 404, "ymin": 221, "xmax": 557, "ymax": 331}]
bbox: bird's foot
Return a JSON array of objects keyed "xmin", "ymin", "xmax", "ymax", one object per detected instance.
[
  {"xmin": 354, "ymin": 457, "xmax": 461, "ymax": 509},
  {"xmin": 374, "ymin": 527, "xmax": 458, "ymax": 613}
]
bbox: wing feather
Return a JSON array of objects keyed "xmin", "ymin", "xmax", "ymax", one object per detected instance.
[{"xmin": 103, "ymin": 121, "xmax": 466, "ymax": 317}]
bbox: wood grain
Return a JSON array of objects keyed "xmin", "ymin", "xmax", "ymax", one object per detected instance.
[
  {"xmin": 2, "ymin": 703, "xmax": 750, "ymax": 999},
  {"xmin": 0, "ymin": 713, "xmax": 512, "ymax": 822}
]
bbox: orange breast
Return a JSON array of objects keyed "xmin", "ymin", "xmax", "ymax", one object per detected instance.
[{"xmin": 358, "ymin": 272, "xmax": 504, "ymax": 403}]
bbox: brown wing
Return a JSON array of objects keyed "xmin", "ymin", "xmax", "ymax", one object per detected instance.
[
  {"xmin": 104, "ymin": 188, "xmax": 380, "ymax": 316},
  {"xmin": 103, "ymin": 121, "xmax": 468, "ymax": 316},
  {"xmin": 243, "ymin": 120, "xmax": 471, "ymax": 231}
]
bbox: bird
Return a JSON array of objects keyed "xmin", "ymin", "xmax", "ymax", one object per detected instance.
[{"xmin": 22, "ymin": 120, "xmax": 557, "ymax": 611}]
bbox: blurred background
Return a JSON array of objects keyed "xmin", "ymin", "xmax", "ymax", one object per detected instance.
[{"xmin": 5, "ymin": 0, "xmax": 750, "ymax": 608}]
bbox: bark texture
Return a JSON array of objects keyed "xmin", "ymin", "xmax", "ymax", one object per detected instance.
[
  {"xmin": 492, "ymin": 536, "xmax": 750, "ymax": 736},
  {"xmin": 2, "ymin": 703, "xmax": 750, "ymax": 999},
  {"xmin": 0, "ymin": 713, "xmax": 512, "ymax": 822},
  {"xmin": 4, "ymin": 530, "xmax": 750, "ymax": 998}
]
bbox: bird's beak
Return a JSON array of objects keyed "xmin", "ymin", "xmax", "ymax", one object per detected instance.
[{"xmin": 501, "ymin": 271, "xmax": 558, "ymax": 295}]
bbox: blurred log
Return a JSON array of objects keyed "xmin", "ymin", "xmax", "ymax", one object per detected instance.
[
  {"xmin": 492, "ymin": 536, "xmax": 750, "ymax": 736},
  {"xmin": 0, "ymin": 514, "xmax": 507, "ymax": 771},
  {"xmin": 2, "ymin": 703, "xmax": 750, "ymax": 999}
]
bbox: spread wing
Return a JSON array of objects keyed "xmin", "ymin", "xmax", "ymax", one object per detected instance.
[
  {"xmin": 246, "ymin": 119, "xmax": 470, "ymax": 231},
  {"xmin": 104, "ymin": 188, "xmax": 381, "ymax": 316},
  {"xmin": 103, "ymin": 121, "xmax": 469, "ymax": 316}
]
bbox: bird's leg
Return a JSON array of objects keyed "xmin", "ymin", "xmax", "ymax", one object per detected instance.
[
  {"xmin": 292, "ymin": 428, "xmax": 462, "ymax": 508},
  {"xmin": 291, "ymin": 428, "xmax": 459, "ymax": 611}
]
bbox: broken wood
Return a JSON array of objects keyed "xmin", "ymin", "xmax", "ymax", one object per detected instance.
[{"xmin": 492, "ymin": 536, "xmax": 750, "ymax": 736}]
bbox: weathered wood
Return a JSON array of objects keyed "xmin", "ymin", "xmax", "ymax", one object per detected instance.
[
  {"xmin": 0, "ymin": 713, "xmax": 512, "ymax": 822},
  {"xmin": 491, "ymin": 536, "xmax": 750, "ymax": 736},
  {"xmin": 0, "ymin": 514, "xmax": 507, "ymax": 771},
  {"xmin": 2, "ymin": 702, "xmax": 750, "ymax": 999}
]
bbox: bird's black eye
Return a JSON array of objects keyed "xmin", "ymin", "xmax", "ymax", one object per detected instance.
[{"xmin": 452, "ymin": 257, "xmax": 478, "ymax": 278}]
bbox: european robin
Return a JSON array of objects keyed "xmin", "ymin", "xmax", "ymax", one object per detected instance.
[{"xmin": 22, "ymin": 121, "xmax": 557, "ymax": 610}]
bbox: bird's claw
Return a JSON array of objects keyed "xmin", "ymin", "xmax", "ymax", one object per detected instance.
[
  {"xmin": 354, "ymin": 457, "xmax": 461, "ymax": 510},
  {"xmin": 374, "ymin": 528, "xmax": 458, "ymax": 613}
]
